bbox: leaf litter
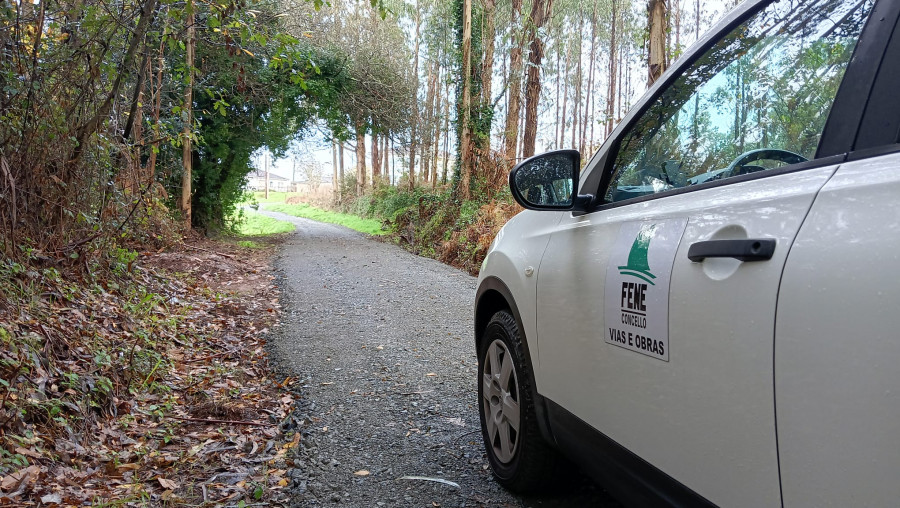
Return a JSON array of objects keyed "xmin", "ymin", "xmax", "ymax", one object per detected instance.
[{"xmin": 0, "ymin": 237, "xmax": 304, "ymax": 506}]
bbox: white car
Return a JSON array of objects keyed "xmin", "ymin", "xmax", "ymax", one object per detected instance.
[{"xmin": 475, "ymin": 0, "xmax": 900, "ymax": 505}]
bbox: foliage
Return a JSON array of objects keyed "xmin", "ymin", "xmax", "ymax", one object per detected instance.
[
  {"xmin": 330, "ymin": 155, "xmax": 520, "ymax": 274},
  {"xmin": 0, "ymin": 0, "xmax": 354, "ymax": 252},
  {"xmin": 285, "ymin": 0, "xmax": 414, "ymax": 140},
  {"xmin": 162, "ymin": 4, "xmax": 344, "ymax": 232}
]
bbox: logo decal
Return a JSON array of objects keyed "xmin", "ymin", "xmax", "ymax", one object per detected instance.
[
  {"xmin": 604, "ymin": 219, "xmax": 686, "ymax": 362},
  {"xmin": 618, "ymin": 224, "xmax": 658, "ymax": 285}
]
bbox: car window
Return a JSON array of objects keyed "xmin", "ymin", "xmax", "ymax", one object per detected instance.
[{"xmin": 606, "ymin": 0, "xmax": 874, "ymax": 204}]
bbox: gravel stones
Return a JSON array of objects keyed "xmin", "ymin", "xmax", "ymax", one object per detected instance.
[{"xmin": 262, "ymin": 210, "xmax": 616, "ymax": 508}]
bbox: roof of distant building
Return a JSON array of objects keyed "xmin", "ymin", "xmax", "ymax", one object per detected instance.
[{"xmin": 248, "ymin": 169, "xmax": 289, "ymax": 181}]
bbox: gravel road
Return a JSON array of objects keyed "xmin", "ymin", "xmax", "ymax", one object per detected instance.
[{"xmin": 263, "ymin": 209, "xmax": 618, "ymax": 508}]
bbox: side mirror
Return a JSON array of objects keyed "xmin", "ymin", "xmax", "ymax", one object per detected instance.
[{"xmin": 509, "ymin": 149, "xmax": 593, "ymax": 212}]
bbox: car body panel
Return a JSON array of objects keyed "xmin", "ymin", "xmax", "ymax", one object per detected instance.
[
  {"xmin": 535, "ymin": 164, "xmax": 838, "ymax": 507},
  {"xmin": 776, "ymin": 151, "xmax": 900, "ymax": 507},
  {"xmin": 475, "ymin": 0, "xmax": 898, "ymax": 503},
  {"xmin": 477, "ymin": 210, "xmax": 564, "ymax": 375}
]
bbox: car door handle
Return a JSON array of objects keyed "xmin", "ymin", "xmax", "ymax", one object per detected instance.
[{"xmin": 687, "ymin": 238, "xmax": 776, "ymax": 262}]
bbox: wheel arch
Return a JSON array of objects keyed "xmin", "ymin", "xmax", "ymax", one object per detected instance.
[{"xmin": 475, "ymin": 276, "xmax": 556, "ymax": 446}]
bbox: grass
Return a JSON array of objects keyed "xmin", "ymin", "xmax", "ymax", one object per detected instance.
[
  {"xmin": 267, "ymin": 203, "xmax": 385, "ymax": 236},
  {"xmin": 235, "ymin": 210, "xmax": 295, "ymax": 236}
]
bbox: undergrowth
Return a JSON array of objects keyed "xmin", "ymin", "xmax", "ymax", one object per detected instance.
[
  {"xmin": 328, "ymin": 174, "xmax": 521, "ymax": 275},
  {"xmin": 0, "ymin": 242, "xmax": 296, "ymax": 504},
  {"xmin": 0, "ymin": 251, "xmax": 183, "ymax": 475}
]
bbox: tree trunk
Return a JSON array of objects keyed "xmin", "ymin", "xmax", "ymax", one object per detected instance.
[
  {"xmin": 458, "ymin": 0, "xmax": 474, "ymax": 199},
  {"xmin": 502, "ymin": 0, "xmax": 524, "ymax": 162},
  {"xmin": 371, "ymin": 130, "xmax": 380, "ymax": 185},
  {"xmin": 648, "ymin": 0, "xmax": 667, "ymax": 86},
  {"xmin": 674, "ymin": 0, "xmax": 681, "ymax": 55},
  {"xmin": 695, "ymin": 0, "xmax": 700, "ymax": 39},
  {"xmin": 480, "ymin": 0, "xmax": 496, "ymax": 107},
  {"xmin": 572, "ymin": 13, "xmax": 582, "ymax": 149},
  {"xmin": 582, "ymin": 2, "xmax": 597, "ymax": 154},
  {"xmin": 518, "ymin": 78, "xmax": 526, "ymax": 159},
  {"xmin": 621, "ymin": 42, "xmax": 628, "ymax": 121},
  {"xmin": 355, "ymin": 127, "xmax": 366, "ymax": 195},
  {"xmin": 497, "ymin": 48, "xmax": 508, "ymax": 148},
  {"xmin": 131, "ymin": 56, "xmax": 146, "ymax": 192},
  {"xmin": 431, "ymin": 64, "xmax": 442, "ymax": 187},
  {"xmin": 442, "ymin": 77, "xmax": 451, "ymax": 184},
  {"xmin": 332, "ymin": 140, "xmax": 338, "ymax": 201},
  {"xmin": 122, "ymin": 51, "xmax": 149, "ymax": 145},
  {"xmin": 338, "ymin": 142, "xmax": 345, "ymax": 197},
  {"xmin": 554, "ymin": 42, "xmax": 561, "ymax": 150},
  {"xmin": 606, "ymin": 0, "xmax": 618, "ymax": 137},
  {"xmin": 432, "ymin": 81, "xmax": 441, "ymax": 187},
  {"xmin": 522, "ymin": 0, "xmax": 553, "ymax": 158},
  {"xmin": 422, "ymin": 60, "xmax": 437, "ymax": 184},
  {"xmin": 147, "ymin": 32, "xmax": 166, "ymax": 181},
  {"xmin": 180, "ymin": 0, "xmax": 195, "ymax": 228},
  {"xmin": 71, "ymin": 0, "xmax": 159, "ymax": 165},
  {"xmin": 560, "ymin": 41, "xmax": 569, "ymax": 148},
  {"xmin": 383, "ymin": 134, "xmax": 390, "ymax": 186},
  {"xmin": 409, "ymin": 0, "xmax": 421, "ymax": 190}
]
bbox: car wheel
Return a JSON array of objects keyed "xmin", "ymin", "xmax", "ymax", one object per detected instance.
[{"xmin": 478, "ymin": 310, "xmax": 560, "ymax": 492}]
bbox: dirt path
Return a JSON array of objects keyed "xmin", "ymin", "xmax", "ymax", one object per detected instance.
[{"xmin": 263, "ymin": 209, "xmax": 617, "ymax": 507}]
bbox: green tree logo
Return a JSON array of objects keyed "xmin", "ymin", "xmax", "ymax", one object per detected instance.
[{"xmin": 618, "ymin": 224, "xmax": 658, "ymax": 285}]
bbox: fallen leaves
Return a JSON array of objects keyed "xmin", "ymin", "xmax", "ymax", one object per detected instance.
[
  {"xmin": 0, "ymin": 465, "xmax": 39, "ymax": 492},
  {"xmin": 0, "ymin": 238, "xmax": 300, "ymax": 505},
  {"xmin": 157, "ymin": 477, "xmax": 178, "ymax": 490}
]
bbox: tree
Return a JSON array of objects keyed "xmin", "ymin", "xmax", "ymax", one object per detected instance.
[
  {"xmin": 410, "ymin": 0, "xmax": 422, "ymax": 189},
  {"xmin": 648, "ymin": 0, "xmax": 668, "ymax": 85},
  {"xmin": 606, "ymin": 0, "xmax": 620, "ymax": 136},
  {"xmin": 302, "ymin": 161, "xmax": 324, "ymax": 192},
  {"xmin": 458, "ymin": 0, "xmax": 475, "ymax": 199},
  {"xmin": 522, "ymin": 0, "xmax": 554, "ymax": 158},
  {"xmin": 502, "ymin": 0, "xmax": 525, "ymax": 162},
  {"xmin": 181, "ymin": 0, "xmax": 196, "ymax": 228}
]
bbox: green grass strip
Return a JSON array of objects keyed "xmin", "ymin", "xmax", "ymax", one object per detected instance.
[
  {"xmin": 235, "ymin": 210, "xmax": 295, "ymax": 236},
  {"xmin": 267, "ymin": 203, "xmax": 384, "ymax": 235}
]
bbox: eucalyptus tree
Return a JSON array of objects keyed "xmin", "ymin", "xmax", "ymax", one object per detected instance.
[{"xmin": 521, "ymin": 0, "xmax": 554, "ymax": 157}]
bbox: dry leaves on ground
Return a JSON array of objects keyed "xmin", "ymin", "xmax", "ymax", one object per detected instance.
[{"xmin": 0, "ymin": 236, "xmax": 302, "ymax": 506}]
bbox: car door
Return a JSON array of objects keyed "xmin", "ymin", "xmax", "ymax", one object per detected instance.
[
  {"xmin": 775, "ymin": 3, "xmax": 900, "ymax": 504},
  {"xmin": 534, "ymin": 0, "xmax": 876, "ymax": 505}
]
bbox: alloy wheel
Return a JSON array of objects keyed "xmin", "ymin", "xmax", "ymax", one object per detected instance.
[{"xmin": 482, "ymin": 338, "xmax": 521, "ymax": 464}]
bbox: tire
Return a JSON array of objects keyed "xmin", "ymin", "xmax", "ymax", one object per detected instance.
[{"xmin": 478, "ymin": 309, "xmax": 561, "ymax": 493}]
